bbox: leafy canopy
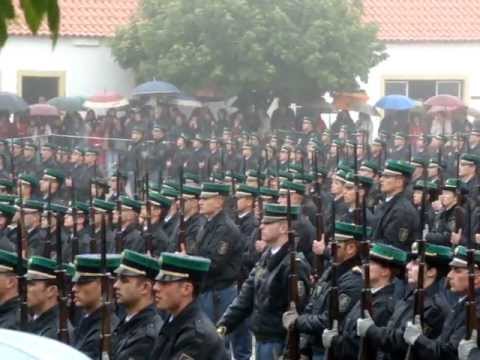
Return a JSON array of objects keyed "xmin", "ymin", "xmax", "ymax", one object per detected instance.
[{"xmin": 111, "ymin": 0, "xmax": 386, "ymax": 97}]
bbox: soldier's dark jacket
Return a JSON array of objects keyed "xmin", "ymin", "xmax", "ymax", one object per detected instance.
[
  {"xmin": 191, "ymin": 210, "xmax": 244, "ymax": 291},
  {"xmin": 365, "ymin": 280, "xmax": 450, "ymax": 360},
  {"xmin": 408, "ymin": 288, "xmax": 480, "ymax": 360},
  {"xmin": 294, "ymin": 215, "xmax": 316, "ymax": 266},
  {"xmin": 27, "ymin": 226, "xmax": 48, "ymax": 257},
  {"xmin": 114, "ymin": 223, "xmax": 144, "ymax": 253},
  {"xmin": 73, "ymin": 307, "xmax": 119, "ymax": 359},
  {"xmin": 151, "ymin": 301, "xmax": 228, "ymax": 360},
  {"xmin": 162, "ymin": 213, "xmax": 180, "ymax": 242},
  {"xmin": 331, "ymin": 282, "xmax": 397, "ymax": 360},
  {"xmin": 0, "ymin": 297, "xmax": 20, "ymax": 329},
  {"xmin": 218, "ymin": 242, "xmax": 311, "ymax": 341},
  {"xmin": 427, "ymin": 205, "xmax": 464, "ymax": 246},
  {"xmin": 237, "ymin": 211, "xmax": 258, "ymax": 281},
  {"xmin": 27, "ymin": 305, "xmax": 73, "ymax": 341},
  {"xmin": 295, "ymin": 256, "xmax": 363, "ymax": 355},
  {"xmin": 372, "ymin": 191, "xmax": 419, "ymax": 251},
  {"xmin": 0, "ymin": 227, "xmax": 14, "ymax": 251},
  {"xmin": 147, "ymin": 221, "xmax": 170, "ymax": 257},
  {"xmin": 90, "ymin": 226, "xmax": 116, "ymax": 254},
  {"xmin": 111, "ymin": 304, "xmax": 163, "ymax": 360},
  {"xmin": 171, "ymin": 212, "xmax": 206, "ymax": 253}
]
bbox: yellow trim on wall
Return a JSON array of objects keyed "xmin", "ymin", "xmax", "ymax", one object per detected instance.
[{"xmin": 17, "ymin": 70, "xmax": 66, "ymax": 97}]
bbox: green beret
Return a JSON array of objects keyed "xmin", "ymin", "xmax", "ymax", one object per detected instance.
[
  {"xmin": 370, "ymin": 243, "xmax": 408, "ymax": 268},
  {"xmin": 383, "ymin": 160, "xmax": 415, "ymax": 177},
  {"xmin": 200, "ymin": 182, "xmax": 230, "ymax": 198},
  {"xmin": 279, "ymin": 180, "xmax": 306, "ymax": 195},
  {"xmin": 115, "ymin": 250, "xmax": 160, "ymax": 280},
  {"xmin": 156, "ymin": 252, "xmax": 211, "ymax": 283},
  {"xmin": 262, "ymin": 203, "xmax": 300, "ymax": 224},
  {"xmin": 73, "ymin": 254, "xmax": 122, "ymax": 282},
  {"xmin": 26, "ymin": 256, "xmax": 57, "ymax": 280},
  {"xmin": 119, "ymin": 196, "xmax": 142, "ymax": 213}
]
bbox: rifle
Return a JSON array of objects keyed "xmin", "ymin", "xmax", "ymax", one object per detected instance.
[
  {"xmin": 312, "ymin": 149, "xmax": 325, "ymax": 280},
  {"xmin": 177, "ymin": 166, "xmax": 187, "ymax": 253},
  {"xmin": 10, "ymin": 141, "xmax": 15, "ymax": 181},
  {"xmin": 16, "ymin": 217, "xmax": 28, "ymax": 331},
  {"xmin": 55, "ymin": 212, "xmax": 69, "ymax": 343},
  {"xmin": 100, "ymin": 213, "xmax": 112, "ymax": 359},
  {"xmin": 43, "ymin": 181, "xmax": 52, "ymax": 258},
  {"xmin": 404, "ymin": 165, "xmax": 428, "ymax": 360},
  {"xmin": 89, "ymin": 178, "xmax": 97, "ymax": 253},
  {"xmin": 145, "ymin": 168, "xmax": 153, "ymax": 255},
  {"xmin": 285, "ymin": 174, "xmax": 300, "ymax": 360},
  {"xmin": 70, "ymin": 178, "xmax": 79, "ymax": 262},
  {"xmin": 325, "ymin": 198, "xmax": 338, "ymax": 360},
  {"xmin": 115, "ymin": 158, "xmax": 123, "ymax": 253}
]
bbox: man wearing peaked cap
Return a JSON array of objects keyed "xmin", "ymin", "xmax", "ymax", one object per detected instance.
[
  {"xmin": 40, "ymin": 143, "xmax": 58, "ymax": 171},
  {"xmin": 283, "ymin": 221, "xmax": 364, "ymax": 359},
  {"xmin": 0, "ymin": 249, "xmax": 24, "ymax": 329},
  {"xmin": 0, "ymin": 203, "xmax": 16, "ymax": 251},
  {"xmin": 401, "ymin": 245, "xmax": 480, "ymax": 360},
  {"xmin": 325, "ymin": 243, "xmax": 408, "ymax": 358},
  {"xmin": 141, "ymin": 191, "xmax": 171, "ymax": 256},
  {"xmin": 373, "ymin": 159, "xmax": 419, "ymax": 251},
  {"xmin": 62, "ymin": 202, "xmax": 93, "ymax": 259},
  {"xmin": 22, "ymin": 200, "xmax": 48, "ymax": 257},
  {"xmin": 89, "ymin": 199, "xmax": 116, "ymax": 254},
  {"xmin": 113, "ymin": 196, "xmax": 144, "ymax": 253},
  {"xmin": 459, "ymin": 153, "xmax": 480, "ymax": 199},
  {"xmin": 25, "ymin": 256, "xmax": 72, "ymax": 340},
  {"xmin": 159, "ymin": 186, "xmax": 181, "ymax": 240},
  {"xmin": 190, "ymin": 182, "xmax": 244, "ymax": 354},
  {"xmin": 358, "ymin": 241, "xmax": 453, "ymax": 360},
  {"xmin": 340, "ymin": 173, "xmax": 375, "ymax": 226},
  {"xmin": 107, "ymin": 170, "xmax": 127, "ymax": 203},
  {"xmin": 218, "ymin": 204, "xmax": 311, "ymax": 359},
  {"xmin": 389, "ymin": 132, "xmax": 409, "ymax": 161},
  {"xmin": 111, "ymin": 250, "xmax": 164, "ymax": 360},
  {"xmin": 0, "ymin": 178, "xmax": 14, "ymax": 195},
  {"xmin": 71, "ymin": 254, "xmax": 121, "ymax": 358},
  {"xmin": 20, "ymin": 142, "xmax": 39, "ymax": 175},
  {"xmin": 41, "ymin": 202, "xmax": 68, "ymax": 259},
  {"xmin": 40, "ymin": 168, "xmax": 66, "ymax": 205},
  {"xmin": 17, "ymin": 173, "xmax": 39, "ymax": 201},
  {"xmin": 151, "ymin": 252, "xmax": 228, "ymax": 359}
]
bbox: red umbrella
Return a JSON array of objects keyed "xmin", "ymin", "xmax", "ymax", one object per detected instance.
[
  {"xmin": 29, "ymin": 103, "xmax": 60, "ymax": 117},
  {"xmin": 84, "ymin": 91, "xmax": 129, "ymax": 109},
  {"xmin": 424, "ymin": 95, "xmax": 465, "ymax": 112}
]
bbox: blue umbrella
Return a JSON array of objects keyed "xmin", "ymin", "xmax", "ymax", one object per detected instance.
[
  {"xmin": 375, "ymin": 95, "xmax": 416, "ymax": 111},
  {"xmin": 132, "ymin": 81, "xmax": 180, "ymax": 96},
  {"xmin": 0, "ymin": 92, "xmax": 28, "ymax": 113}
]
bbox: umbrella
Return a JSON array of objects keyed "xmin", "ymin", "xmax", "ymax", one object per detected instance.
[
  {"xmin": 0, "ymin": 329, "xmax": 90, "ymax": 360},
  {"xmin": 47, "ymin": 96, "xmax": 86, "ymax": 112},
  {"xmin": 375, "ymin": 95, "xmax": 416, "ymax": 111},
  {"xmin": 29, "ymin": 104, "xmax": 60, "ymax": 117},
  {"xmin": 0, "ymin": 92, "xmax": 28, "ymax": 113},
  {"xmin": 424, "ymin": 94, "xmax": 465, "ymax": 112},
  {"xmin": 333, "ymin": 92, "xmax": 370, "ymax": 110},
  {"xmin": 171, "ymin": 93, "xmax": 203, "ymax": 108},
  {"xmin": 132, "ymin": 81, "xmax": 180, "ymax": 96},
  {"xmin": 84, "ymin": 91, "xmax": 129, "ymax": 109}
]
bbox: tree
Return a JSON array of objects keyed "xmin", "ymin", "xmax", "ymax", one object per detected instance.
[
  {"xmin": 0, "ymin": 0, "xmax": 60, "ymax": 47},
  {"xmin": 111, "ymin": 0, "xmax": 386, "ymax": 97}
]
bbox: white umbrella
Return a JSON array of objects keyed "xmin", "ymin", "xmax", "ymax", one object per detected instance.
[{"xmin": 0, "ymin": 329, "xmax": 91, "ymax": 360}]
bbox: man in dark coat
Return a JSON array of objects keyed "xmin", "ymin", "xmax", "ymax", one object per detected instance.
[
  {"xmin": 111, "ymin": 250, "xmax": 164, "ymax": 360},
  {"xmin": 23, "ymin": 200, "xmax": 48, "ymax": 257},
  {"xmin": 113, "ymin": 196, "xmax": 144, "ymax": 253},
  {"xmin": 71, "ymin": 254, "xmax": 119, "ymax": 358},
  {"xmin": 218, "ymin": 203, "xmax": 311, "ymax": 359},
  {"xmin": 20, "ymin": 142, "xmax": 39, "ymax": 175},
  {"xmin": 458, "ymin": 153, "xmax": 480, "ymax": 203},
  {"xmin": 39, "ymin": 168, "xmax": 67, "ymax": 205},
  {"xmin": 142, "ymin": 191, "xmax": 171, "ymax": 256},
  {"xmin": 0, "ymin": 203, "xmax": 16, "ymax": 251},
  {"xmin": 0, "ymin": 249, "xmax": 21, "ymax": 329},
  {"xmin": 151, "ymin": 252, "xmax": 228, "ymax": 360},
  {"xmin": 322, "ymin": 243, "xmax": 407, "ymax": 359},
  {"xmin": 373, "ymin": 160, "xmax": 419, "ymax": 251},
  {"xmin": 39, "ymin": 143, "xmax": 58, "ymax": 175},
  {"xmin": 63, "ymin": 202, "xmax": 94, "ymax": 260}
]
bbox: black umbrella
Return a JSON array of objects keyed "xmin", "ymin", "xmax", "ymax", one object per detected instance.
[{"xmin": 0, "ymin": 92, "xmax": 28, "ymax": 113}]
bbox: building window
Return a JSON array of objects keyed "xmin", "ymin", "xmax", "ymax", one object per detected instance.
[{"xmin": 385, "ymin": 79, "xmax": 463, "ymax": 101}]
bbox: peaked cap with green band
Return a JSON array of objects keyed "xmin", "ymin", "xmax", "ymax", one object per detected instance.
[
  {"xmin": 293, "ymin": 173, "xmax": 315, "ymax": 184},
  {"xmin": 23, "ymin": 199, "xmax": 45, "ymax": 212},
  {"xmin": 184, "ymin": 172, "xmax": 200, "ymax": 184},
  {"xmin": 443, "ymin": 178, "xmax": 464, "ymax": 191},
  {"xmin": 93, "ymin": 198, "xmax": 115, "ymax": 213},
  {"xmin": 343, "ymin": 172, "xmax": 373, "ymax": 188},
  {"xmin": 0, "ymin": 194, "xmax": 17, "ymax": 205},
  {"xmin": 337, "ymin": 160, "xmax": 354, "ymax": 173},
  {"xmin": 279, "ymin": 180, "xmax": 306, "ymax": 195},
  {"xmin": 43, "ymin": 168, "xmax": 65, "ymax": 183},
  {"xmin": 334, "ymin": 221, "xmax": 372, "ymax": 241},
  {"xmin": 91, "ymin": 177, "xmax": 109, "ymax": 189},
  {"xmin": 68, "ymin": 202, "xmax": 90, "ymax": 215},
  {"xmin": 235, "ymin": 184, "xmax": 258, "ymax": 198},
  {"xmin": 262, "ymin": 203, "xmax": 300, "ymax": 224},
  {"xmin": 287, "ymin": 163, "xmax": 303, "ymax": 174},
  {"xmin": 460, "ymin": 153, "xmax": 480, "ymax": 166},
  {"xmin": 311, "ymin": 166, "xmax": 328, "ymax": 177},
  {"xmin": 148, "ymin": 191, "xmax": 172, "ymax": 208},
  {"xmin": 411, "ymin": 242, "xmax": 453, "ymax": 266},
  {"xmin": 200, "ymin": 182, "xmax": 230, "ymax": 198},
  {"xmin": 210, "ymin": 172, "xmax": 226, "ymax": 183},
  {"xmin": 360, "ymin": 160, "xmax": 380, "ymax": 174},
  {"xmin": 410, "ymin": 156, "xmax": 428, "ymax": 168},
  {"xmin": 160, "ymin": 187, "xmax": 180, "ymax": 200},
  {"xmin": 26, "ymin": 256, "xmax": 57, "ymax": 280},
  {"xmin": 181, "ymin": 185, "xmax": 201, "ymax": 198},
  {"xmin": 0, "ymin": 203, "xmax": 16, "ymax": 218},
  {"xmin": 114, "ymin": 250, "xmax": 160, "ymax": 280},
  {"xmin": 333, "ymin": 169, "xmax": 348, "ymax": 182},
  {"xmin": 46, "ymin": 203, "xmax": 69, "ymax": 215},
  {"xmin": 450, "ymin": 245, "xmax": 480, "ymax": 268},
  {"xmin": 18, "ymin": 173, "xmax": 39, "ymax": 187},
  {"xmin": 370, "ymin": 243, "xmax": 408, "ymax": 268},
  {"xmin": 383, "ymin": 159, "xmax": 415, "ymax": 177},
  {"xmin": 119, "ymin": 196, "xmax": 142, "ymax": 213},
  {"xmin": 0, "ymin": 178, "xmax": 14, "ymax": 190},
  {"xmin": 24, "ymin": 142, "xmax": 37, "ymax": 150},
  {"xmin": 245, "ymin": 169, "xmax": 266, "ymax": 181},
  {"xmin": 73, "ymin": 254, "xmax": 122, "ymax": 282},
  {"xmin": 277, "ymin": 171, "xmax": 294, "ymax": 181},
  {"xmin": 163, "ymin": 181, "xmax": 181, "ymax": 192},
  {"xmin": 413, "ymin": 179, "xmax": 438, "ymax": 191},
  {"xmin": 0, "ymin": 250, "xmax": 25, "ymax": 273},
  {"xmin": 156, "ymin": 252, "xmax": 211, "ymax": 283},
  {"xmin": 259, "ymin": 187, "xmax": 279, "ymax": 199},
  {"xmin": 41, "ymin": 143, "xmax": 57, "ymax": 151},
  {"xmin": 84, "ymin": 147, "xmax": 99, "ymax": 155}
]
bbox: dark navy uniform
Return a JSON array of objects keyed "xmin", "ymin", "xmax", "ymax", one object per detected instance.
[
  {"xmin": 114, "ymin": 223, "xmax": 144, "ymax": 253},
  {"xmin": 147, "ymin": 221, "xmax": 170, "ymax": 257},
  {"xmin": 427, "ymin": 205, "xmax": 464, "ymax": 247},
  {"xmin": 27, "ymin": 305, "xmax": 63, "ymax": 340},
  {"xmin": 111, "ymin": 304, "xmax": 163, "ymax": 360},
  {"xmin": 0, "ymin": 297, "xmax": 20, "ymax": 329},
  {"xmin": 27, "ymin": 226, "xmax": 48, "ymax": 257},
  {"xmin": 237, "ymin": 211, "xmax": 258, "ymax": 281},
  {"xmin": 151, "ymin": 301, "xmax": 228, "ymax": 360}
]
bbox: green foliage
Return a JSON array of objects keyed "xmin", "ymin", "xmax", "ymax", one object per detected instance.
[
  {"xmin": 111, "ymin": 0, "xmax": 386, "ymax": 96},
  {"xmin": 0, "ymin": 0, "xmax": 60, "ymax": 47}
]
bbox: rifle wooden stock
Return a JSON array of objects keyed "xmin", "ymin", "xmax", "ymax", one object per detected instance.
[
  {"xmin": 312, "ymin": 150, "xmax": 325, "ymax": 280},
  {"xmin": 178, "ymin": 166, "xmax": 187, "ymax": 252},
  {"xmin": 43, "ymin": 181, "xmax": 52, "ymax": 258},
  {"xmin": 71, "ymin": 179, "xmax": 79, "ymax": 261},
  {"xmin": 56, "ymin": 213, "xmax": 69, "ymax": 344},
  {"xmin": 16, "ymin": 219, "xmax": 28, "ymax": 331},
  {"xmin": 100, "ymin": 214, "xmax": 112, "ymax": 359},
  {"xmin": 145, "ymin": 169, "xmax": 153, "ymax": 255},
  {"xmin": 325, "ymin": 224, "xmax": 339, "ymax": 360}
]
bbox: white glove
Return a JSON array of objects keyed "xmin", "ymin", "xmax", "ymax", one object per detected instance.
[
  {"xmin": 459, "ymin": 330, "xmax": 478, "ymax": 360},
  {"xmin": 357, "ymin": 312, "xmax": 374, "ymax": 337},
  {"xmin": 322, "ymin": 320, "xmax": 338, "ymax": 349},
  {"xmin": 403, "ymin": 315, "xmax": 422, "ymax": 345},
  {"xmin": 282, "ymin": 302, "xmax": 299, "ymax": 330}
]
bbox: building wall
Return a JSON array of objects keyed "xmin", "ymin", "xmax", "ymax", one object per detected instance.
[
  {"xmin": 0, "ymin": 36, "xmax": 135, "ymax": 98},
  {"xmin": 363, "ymin": 42, "xmax": 480, "ymax": 109}
]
